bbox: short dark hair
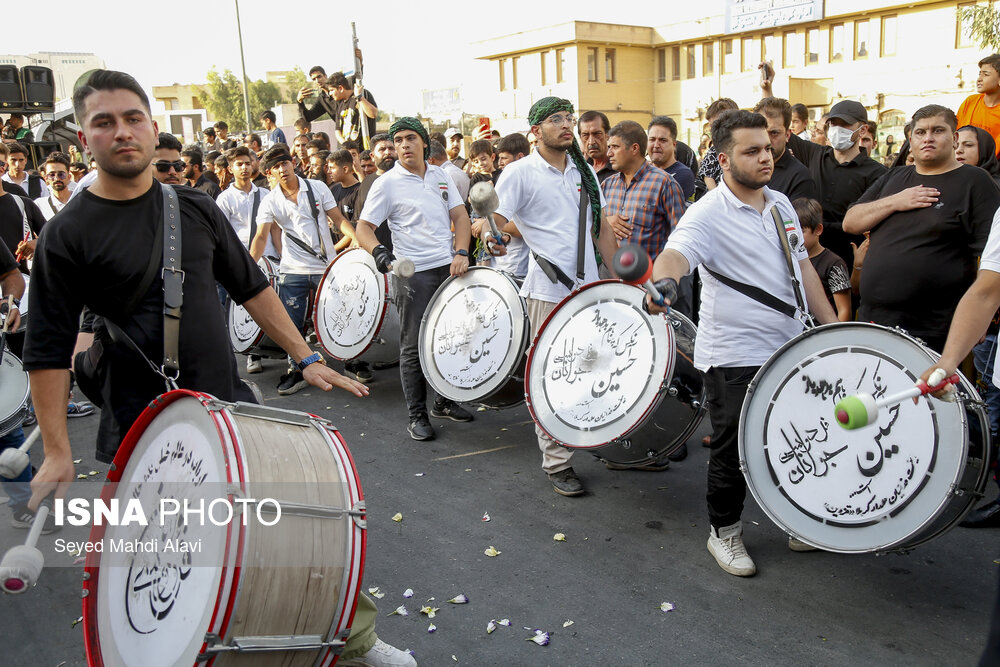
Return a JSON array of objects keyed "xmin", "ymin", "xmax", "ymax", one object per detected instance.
[
  {"xmin": 259, "ymin": 110, "xmax": 276, "ymax": 123},
  {"xmin": 790, "ymin": 103, "xmax": 809, "ymax": 121},
  {"xmin": 9, "ymin": 112, "xmax": 23, "ymax": 121},
  {"xmin": 342, "ymin": 139, "xmax": 360, "ymax": 152},
  {"xmin": 73, "ymin": 69, "xmax": 150, "ymax": 125},
  {"xmin": 428, "ymin": 140, "xmax": 447, "ymax": 160},
  {"xmin": 246, "ymin": 133, "xmax": 262, "ymax": 148},
  {"xmin": 329, "ymin": 72, "xmax": 350, "ymax": 89},
  {"xmin": 496, "ymin": 133, "xmax": 530, "ymax": 157},
  {"xmin": 979, "ymin": 54, "xmax": 1000, "ymax": 75},
  {"xmin": 70, "ymin": 161, "xmax": 88, "ymax": 171},
  {"xmin": 328, "ymin": 149, "xmax": 354, "ymax": 168},
  {"xmin": 7, "ymin": 141, "xmax": 27, "ymax": 157},
  {"xmin": 609, "ymin": 120, "xmax": 647, "ymax": 155},
  {"xmin": 911, "ymin": 104, "xmax": 958, "ymax": 132},
  {"xmin": 428, "ymin": 132, "xmax": 447, "ymax": 148},
  {"xmin": 866, "ymin": 120, "xmax": 877, "ymax": 135},
  {"xmin": 309, "ymin": 65, "xmax": 326, "ymax": 78},
  {"xmin": 371, "ymin": 132, "xmax": 391, "ymax": 147},
  {"xmin": 579, "ymin": 110, "xmax": 610, "ymax": 132},
  {"xmin": 214, "ymin": 154, "xmax": 228, "ymax": 169},
  {"xmin": 315, "ymin": 131, "xmax": 330, "ymax": 149},
  {"xmin": 44, "ymin": 151, "xmax": 71, "ymax": 169},
  {"xmin": 157, "ymin": 132, "xmax": 183, "ymax": 152},
  {"xmin": 205, "ymin": 150, "xmax": 222, "ymax": 164},
  {"xmin": 753, "ymin": 97, "xmax": 792, "ymax": 130},
  {"xmin": 711, "ymin": 110, "xmax": 768, "ymax": 156},
  {"xmin": 180, "ymin": 147, "xmax": 204, "ymax": 167},
  {"xmin": 294, "ymin": 118, "xmax": 311, "ymax": 132},
  {"xmin": 203, "ymin": 127, "xmax": 216, "ymax": 137},
  {"xmin": 213, "ymin": 120, "xmax": 228, "ymax": 131},
  {"xmin": 648, "ymin": 115, "xmax": 678, "ymax": 140},
  {"xmin": 792, "ymin": 198, "xmax": 823, "ymax": 232},
  {"xmin": 706, "ymin": 97, "xmax": 739, "ymax": 122},
  {"xmin": 306, "ymin": 138, "xmax": 325, "ymax": 152},
  {"xmin": 359, "ymin": 149, "xmax": 372, "ymax": 161},
  {"xmin": 225, "ymin": 145, "xmax": 252, "ymax": 162},
  {"xmin": 469, "ymin": 139, "xmax": 493, "ymax": 158}
]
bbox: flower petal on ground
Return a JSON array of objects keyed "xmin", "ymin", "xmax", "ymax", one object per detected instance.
[
  {"xmin": 448, "ymin": 594, "xmax": 469, "ymax": 604},
  {"xmin": 553, "ymin": 533, "xmax": 566, "ymax": 542},
  {"xmin": 660, "ymin": 602, "xmax": 675, "ymax": 612},
  {"xmin": 392, "ymin": 513, "xmax": 403, "ymax": 523},
  {"xmin": 484, "ymin": 546, "xmax": 501, "ymax": 557}
]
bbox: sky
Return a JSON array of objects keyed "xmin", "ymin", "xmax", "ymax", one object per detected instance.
[{"xmin": 2, "ymin": 1, "xmax": 665, "ymax": 119}]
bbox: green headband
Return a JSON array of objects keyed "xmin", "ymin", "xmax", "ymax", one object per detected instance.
[
  {"xmin": 528, "ymin": 97, "xmax": 574, "ymax": 126},
  {"xmin": 389, "ymin": 117, "xmax": 430, "ymax": 159}
]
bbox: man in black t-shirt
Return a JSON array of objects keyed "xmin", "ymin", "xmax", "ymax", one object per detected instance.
[
  {"xmin": 351, "ymin": 133, "xmax": 396, "ymax": 252},
  {"xmin": 297, "ymin": 67, "xmax": 378, "ymax": 145},
  {"xmin": 327, "ymin": 148, "xmax": 361, "ymax": 221},
  {"xmin": 753, "ymin": 97, "xmax": 818, "ymax": 203},
  {"xmin": 844, "ymin": 104, "xmax": 1000, "ymax": 350}
]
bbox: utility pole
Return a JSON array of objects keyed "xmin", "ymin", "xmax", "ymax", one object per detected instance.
[{"xmin": 234, "ymin": 0, "xmax": 253, "ymax": 131}]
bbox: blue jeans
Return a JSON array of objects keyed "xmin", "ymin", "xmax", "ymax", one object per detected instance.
[
  {"xmin": 974, "ymin": 333, "xmax": 1000, "ymax": 492},
  {"xmin": 278, "ymin": 273, "xmax": 323, "ymax": 367},
  {"xmin": 0, "ymin": 426, "xmax": 31, "ymax": 507}
]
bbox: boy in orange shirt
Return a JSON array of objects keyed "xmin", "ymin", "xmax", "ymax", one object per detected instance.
[{"xmin": 958, "ymin": 54, "xmax": 1000, "ymax": 156}]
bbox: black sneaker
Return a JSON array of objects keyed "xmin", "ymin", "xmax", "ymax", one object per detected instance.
[
  {"xmin": 407, "ymin": 416, "xmax": 435, "ymax": 441},
  {"xmin": 67, "ymin": 401, "xmax": 96, "ymax": 418},
  {"xmin": 431, "ymin": 401, "xmax": 474, "ymax": 422},
  {"xmin": 345, "ymin": 361, "xmax": 375, "ymax": 383},
  {"xmin": 10, "ymin": 502, "xmax": 60, "ymax": 534},
  {"xmin": 277, "ymin": 371, "xmax": 308, "ymax": 396},
  {"xmin": 548, "ymin": 467, "xmax": 585, "ymax": 497},
  {"xmin": 22, "ymin": 407, "xmax": 36, "ymax": 427}
]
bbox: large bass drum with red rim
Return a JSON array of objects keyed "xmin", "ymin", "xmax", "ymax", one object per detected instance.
[
  {"xmin": 83, "ymin": 390, "xmax": 365, "ymax": 666},
  {"xmin": 419, "ymin": 266, "xmax": 529, "ymax": 409},
  {"xmin": 739, "ymin": 322, "xmax": 991, "ymax": 553}
]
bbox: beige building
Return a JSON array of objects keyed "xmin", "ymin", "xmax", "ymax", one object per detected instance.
[{"xmin": 477, "ymin": 1, "xmax": 984, "ymax": 151}]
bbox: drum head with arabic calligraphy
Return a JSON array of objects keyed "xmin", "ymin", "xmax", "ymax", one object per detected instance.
[
  {"xmin": 526, "ymin": 281, "xmax": 674, "ymax": 448},
  {"xmin": 314, "ymin": 248, "xmax": 390, "ymax": 360},
  {"xmin": 740, "ymin": 323, "xmax": 973, "ymax": 553},
  {"xmin": 227, "ymin": 257, "xmax": 277, "ymax": 354},
  {"xmin": 419, "ymin": 267, "xmax": 528, "ymax": 404}
]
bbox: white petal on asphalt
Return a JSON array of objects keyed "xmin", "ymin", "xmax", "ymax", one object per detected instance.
[
  {"xmin": 448, "ymin": 594, "xmax": 469, "ymax": 604},
  {"xmin": 487, "ymin": 620, "xmax": 497, "ymax": 634},
  {"xmin": 553, "ymin": 533, "xmax": 566, "ymax": 541},
  {"xmin": 388, "ymin": 605, "xmax": 408, "ymax": 616},
  {"xmin": 482, "ymin": 512, "xmax": 490, "ymax": 522},
  {"xmin": 498, "ymin": 619, "xmax": 511, "ymax": 626},
  {"xmin": 392, "ymin": 513, "xmax": 403, "ymax": 522},
  {"xmin": 403, "ymin": 588, "xmax": 414, "ymax": 598},
  {"xmin": 368, "ymin": 587, "xmax": 385, "ymax": 599},
  {"xmin": 660, "ymin": 602, "xmax": 675, "ymax": 612},
  {"xmin": 563, "ymin": 620, "xmax": 574, "ymax": 627},
  {"xmin": 484, "ymin": 546, "xmax": 501, "ymax": 557},
  {"xmin": 527, "ymin": 630, "xmax": 550, "ymax": 646},
  {"xmin": 428, "ymin": 623, "xmax": 437, "ymax": 633}
]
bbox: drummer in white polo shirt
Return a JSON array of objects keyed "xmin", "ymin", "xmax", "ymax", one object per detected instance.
[
  {"xmin": 355, "ymin": 117, "xmax": 475, "ymax": 442},
  {"xmin": 485, "ymin": 97, "xmax": 621, "ymax": 498},
  {"xmin": 647, "ymin": 110, "xmax": 836, "ymax": 577}
]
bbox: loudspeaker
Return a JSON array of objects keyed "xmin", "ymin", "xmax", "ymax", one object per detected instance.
[
  {"xmin": 0, "ymin": 65, "xmax": 24, "ymax": 112},
  {"xmin": 21, "ymin": 66, "xmax": 53, "ymax": 113}
]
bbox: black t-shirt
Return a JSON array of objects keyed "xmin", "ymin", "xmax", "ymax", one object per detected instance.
[
  {"xmin": 0, "ymin": 238, "xmax": 17, "ymax": 275},
  {"xmin": 809, "ymin": 248, "xmax": 850, "ymax": 310},
  {"xmin": 24, "ymin": 182, "xmax": 269, "ymax": 443},
  {"xmin": 855, "ymin": 164, "xmax": 1000, "ymax": 339},
  {"xmin": 3, "ymin": 181, "xmax": 27, "ymax": 197},
  {"xmin": 336, "ymin": 89, "xmax": 378, "ymax": 143},
  {"xmin": 352, "ymin": 172, "xmax": 392, "ymax": 251},
  {"xmin": 194, "ymin": 173, "xmax": 222, "ymax": 199},
  {"xmin": 770, "ymin": 148, "xmax": 819, "ymax": 203},
  {"xmin": 0, "ymin": 192, "xmax": 46, "ymax": 273},
  {"xmin": 330, "ymin": 181, "xmax": 360, "ymax": 221}
]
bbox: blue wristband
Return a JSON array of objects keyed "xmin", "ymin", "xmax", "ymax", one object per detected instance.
[{"xmin": 297, "ymin": 352, "xmax": 323, "ymax": 371}]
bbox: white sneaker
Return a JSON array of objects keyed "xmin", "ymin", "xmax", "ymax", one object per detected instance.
[
  {"xmin": 707, "ymin": 521, "xmax": 756, "ymax": 576},
  {"xmin": 338, "ymin": 638, "xmax": 417, "ymax": 667},
  {"xmin": 246, "ymin": 356, "xmax": 262, "ymax": 374}
]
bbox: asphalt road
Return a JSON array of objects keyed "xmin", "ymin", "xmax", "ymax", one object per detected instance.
[{"xmin": 2, "ymin": 356, "xmax": 997, "ymax": 666}]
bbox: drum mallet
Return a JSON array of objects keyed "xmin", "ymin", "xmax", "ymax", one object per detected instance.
[
  {"xmin": 0, "ymin": 503, "xmax": 49, "ymax": 594},
  {"xmin": 834, "ymin": 368, "xmax": 960, "ymax": 430},
  {"xmin": 388, "ymin": 257, "xmax": 415, "ymax": 279},
  {"xmin": 0, "ymin": 427, "xmax": 41, "ymax": 479},
  {"xmin": 612, "ymin": 243, "xmax": 668, "ymax": 308},
  {"xmin": 468, "ymin": 182, "xmax": 508, "ymax": 250}
]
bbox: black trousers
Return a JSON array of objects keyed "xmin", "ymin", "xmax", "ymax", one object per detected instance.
[
  {"xmin": 395, "ymin": 265, "xmax": 451, "ymax": 420},
  {"xmin": 703, "ymin": 365, "xmax": 759, "ymax": 529}
]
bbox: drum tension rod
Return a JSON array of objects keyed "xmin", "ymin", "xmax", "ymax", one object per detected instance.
[
  {"xmin": 253, "ymin": 499, "xmax": 368, "ymax": 530},
  {"xmin": 199, "ymin": 628, "xmax": 350, "ymax": 657}
]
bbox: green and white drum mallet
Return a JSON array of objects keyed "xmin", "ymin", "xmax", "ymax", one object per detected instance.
[{"xmin": 834, "ymin": 368, "xmax": 961, "ymax": 430}]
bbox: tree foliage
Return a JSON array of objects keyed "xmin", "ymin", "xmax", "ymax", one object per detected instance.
[
  {"xmin": 960, "ymin": 5, "xmax": 1000, "ymax": 51},
  {"xmin": 202, "ymin": 67, "xmax": 302, "ymax": 131}
]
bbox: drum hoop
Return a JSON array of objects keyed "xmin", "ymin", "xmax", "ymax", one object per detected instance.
[
  {"xmin": 84, "ymin": 390, "xmax": 240, "ymax": 665},
  {"xmin": 313, "ymin": 248, "xmax": 390, "ymax": 361},
  {"xmin": 419, "ymin": 266, "xmax": 530, "ymax": 404},
  {"xmin": 524, "ymin": 280, "xmax": 674, "ymax": 448},
  {"xmin": 0, "ymin": 353, "xmax": 30, "ymax": 435},
  {"xmin": 229, "ymin": 299, "xmax": 267, "ymax": 353},
  {"xmin": 737, "ymin": 322, "xmax": 979, "ymax": 552}
]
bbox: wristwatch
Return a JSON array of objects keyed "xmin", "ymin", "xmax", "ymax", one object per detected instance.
[
  {"xmin": 455, "ymin": 249, "xmax": 469, "ymax": 257},
  {"xmin": 297, "ymin": 352, "xmax": 326, "ymax": 371}
]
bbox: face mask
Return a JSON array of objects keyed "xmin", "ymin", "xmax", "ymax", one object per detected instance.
[{"xmin": 826, "ymin": 126, "xmax": 857, "ymax": 151}]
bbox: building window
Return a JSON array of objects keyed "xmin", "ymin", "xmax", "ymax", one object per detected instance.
[
  {"xmin": 703, "ymin": 43, "xmax": 714, "ymax": 77},
  {"xmin": 511, "ymin": 56, "xmax": 519, "ymax": 89},
  {"xmin": 499, "ymin": 59, "xmax": 506, "ymax": 91},
  {"xmin": 807, "ymin": 28, "xmax": 821, "ymax": 64},
  {"xmin": 722, "ymin": 39, "xmax": 737, "ymax": 74},
  {"xmin": 830, "ymin": 24, "xmax": 845, "ymax": 62},
  {"xmin": 556, "ymin": 48, "xmax": 565, "ymax": 83},
  {"xmin": 587, "ymin": 47, "xmax": 599, "ymax": 82},
  {"xmin": 957, "ymin": 3, "xmax": 975, "ymax": 48},
  {"xmin": 686, "ymin": 45, "xmax": 696, "ymax": 79},
  {"xmin": 783, "ymin": 31, "xmax": 802, "ymax": 68},
  {"xmin": 881, "ymin": 15, "xmax": 897, "ymax": 56},
  {"xmin": 762, "ymin": 34, "xmax": 776, "ymax": 63},
  {"xmin": 854, "ymin": 19, "xmax": 869, "ymax": 59},
  {"xmin": 605, "ymin": 48, "xmax": 616, "ymax": 82},
  {"xmin": 658, "ymin": 48, "xmax": 666, "ymax": 82},
  {"xmin": 672, "ymin": 45, "xmax": 681, "ymax": 80},
  {"xmin": 742, "ymin": 36, "xmax": 755, "ymax": 71}
]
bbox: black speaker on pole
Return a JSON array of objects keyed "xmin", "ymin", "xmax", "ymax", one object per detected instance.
[
  {"xmin": 21, "ymin": 66, "xmax": 54, "ymax": 113},
  {"xmin": 0, "ymin": 66, "xmax": 24, "ymax": 112}
]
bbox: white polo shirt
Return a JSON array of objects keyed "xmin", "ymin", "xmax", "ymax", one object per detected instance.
[
  {"xmin": 33, "ymin": 194, "xmax": 67, "ymax": 220},
  {"xmin": 360, "ymin": 161, "xmax": 461, "ymax": 272},
  {"xmin": 256, "ymin": 176, "xmax": 337, "ymax": 275},
  {"xmin": 665, "ymin": 179, "xmax": 807, "ymax": 371},
  {"xmin": 442, "ymin": 160, "xmax": 470, "ymax": 201},
  {"xmin": 494, "ymin": 150, "xmax": 605, "ymax": 304},
  {"xmin": 978, "ymin": 209, "xmax": 1000, "ymax": 387},
  {"xmin": 216, "ymin": 183, "xmax": 279, "ymax": 257}
]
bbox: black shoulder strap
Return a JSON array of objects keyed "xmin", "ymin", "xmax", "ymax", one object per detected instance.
[
  {"xmin": 28, "ymin": 174, "xmax": 41, "ymax": 199},
  {"xmin": 768, "ymin": 204, "xmax": 811, "ymax": 325},
  {"xmin": 161, "ymin": 184, "xmax": 183, "ymax": 383},
  {"xmin": 123, "ymin": 190, "xmax": 166, "ymax": 314},
  {"xmin": 302, "ymin": 179, "xmax": 328, "ymax": 261},
  {"xmin": 576, "ymin": 178, "xmax": 587, "ymax": 283},
  {"xmin": 702, "ymin": 266, "xmax": 798, "ymax": 319},
  {"xmin": 249, "ymin": 188, "xmax": 260, "ymax": 246}
]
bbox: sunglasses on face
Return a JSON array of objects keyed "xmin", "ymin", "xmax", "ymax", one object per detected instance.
[
  {"xmin": 153, "ymin": 160, "xmax": 186, "ymax": 173},
  {"xmin": 45, "ymin": 171, "xmax": 68, "ymax": 180}
]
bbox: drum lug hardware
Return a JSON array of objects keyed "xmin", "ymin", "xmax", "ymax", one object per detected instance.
[
  {"xmin": 950, "ymin": 483, "xmax": 965, "ymax": 497},
  {"xmin": 739, "ymin": 460, "xmax": 748, "ymax": 474},
  {"xmin": 690, "ymin": 400, "xmax": 702, "ymax": 411},
  {"xmin": 199, "ymin": 632, "xmax": 347, "ymax": 658},
  {"xmin": 667, "ymin": 386, "xmax": 678, "ymax": 398},
  {"xmin": 253, "ymin": 499, "xmax": 367, "ymax": 529},
  {"xmin": 81, "ymin": 588, "xmax": 89, "ymax": 598},
  {"xmin": 82, "ymin": 572, "xmax": 90, "ymax": 581}
]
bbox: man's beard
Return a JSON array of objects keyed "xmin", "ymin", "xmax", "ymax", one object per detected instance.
[
  {"xmin": 728, "ymin": 161, "xmax": 769, "ymax": 191},
  {"xmin": 377, "ymin": 156, "xmax": 396, "ymax": 173}
]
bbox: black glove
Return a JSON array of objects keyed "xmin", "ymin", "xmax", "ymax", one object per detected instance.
[
  {"xmin": 651, "ymin": 278, "xmax": 678, "ymax": 305},
  {"xmin": 372, "ymin": 245, "xmax": 395, "ymax": 274}
]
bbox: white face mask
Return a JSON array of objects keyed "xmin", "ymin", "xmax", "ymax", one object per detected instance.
[{"xmin": 827, "ymin": 126, "xmax": 857, "ymax": 151}]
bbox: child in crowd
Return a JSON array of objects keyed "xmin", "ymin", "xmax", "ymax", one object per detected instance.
[
  {"xmin": 792, "ymin": 197, "xmax": 852, "ymax": 321},
  {"xmin": 467, "ymin": 139, "xmax": 498, "ymax": 186}
]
